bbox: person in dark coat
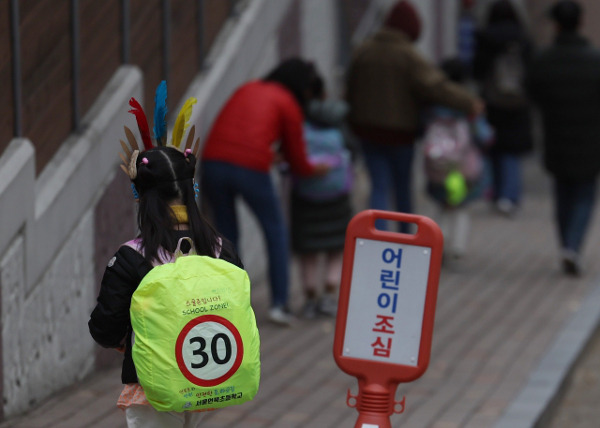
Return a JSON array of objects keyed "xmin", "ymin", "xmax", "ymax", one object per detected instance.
[
  {"xmin": 526, "ymin": 0, "xmax": 600, "ymax": 275},
  {"xmin": 473, "ymin": 0, "xmax": 533, "ymax": 216}
]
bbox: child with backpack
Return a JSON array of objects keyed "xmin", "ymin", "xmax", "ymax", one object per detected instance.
[
  {"xmin": 89, "ymin": 82, "xmax": 260, "ymax": 427},
  {"xmin": 473, "ymin": 0, "xmax": 533, "ymax": 216},
  {"xmin": 423, "ymin": 58, "xmax": 495, "ymax": 259},
  {"xmin": 290, "ymin": 76, "xmax": 354, "ymax": 319}
]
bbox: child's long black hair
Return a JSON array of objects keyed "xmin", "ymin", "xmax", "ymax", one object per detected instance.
[{"xmin": 132, "ymin": 146, "xmax": 220, "ymax": 263}]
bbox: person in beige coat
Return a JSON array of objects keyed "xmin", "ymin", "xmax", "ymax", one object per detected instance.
[{"xmin": 346, "ymin": 0, "xmax": 483, "ymax": 232}]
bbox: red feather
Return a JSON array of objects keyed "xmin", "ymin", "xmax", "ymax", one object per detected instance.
[{"xmin": 128, "ymin": 97, "xmax": 153, "ymax": 150}]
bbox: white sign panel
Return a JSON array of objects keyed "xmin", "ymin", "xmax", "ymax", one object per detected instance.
[{"xmin": 342, "ymin": 238, "xmax": 431, "ymax": 366}]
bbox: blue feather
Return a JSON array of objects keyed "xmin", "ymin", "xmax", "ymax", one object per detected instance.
[{"xmin": 153, "ymin": 80, "xmax": 168, "ymax": 145}]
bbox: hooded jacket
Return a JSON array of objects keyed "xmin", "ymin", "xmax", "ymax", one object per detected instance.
[{"xmin": 526, "ymin": 32, "xmax": 600, "ymax": 180}]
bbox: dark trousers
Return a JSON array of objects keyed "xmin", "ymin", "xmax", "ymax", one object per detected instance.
[
  {"xmin": 553, "ymin": 177, "xmax": 597, "ymax": 254},
  {"xmin": 360, "ymin": 140, "xmax": 415, "ymax": 233},
  {"xmin": 201, "ymin": 160, "xmax": 289, "ymax": 308}
]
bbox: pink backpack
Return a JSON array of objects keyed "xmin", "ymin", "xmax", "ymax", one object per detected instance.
[{"xmin": 423, "ymin": 117, "xmax": 483, "ymax": 185}]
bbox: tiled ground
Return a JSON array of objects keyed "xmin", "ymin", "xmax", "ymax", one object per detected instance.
[{"xmin": 2, "ymin": 155, "xmax": 600, "ymax": 428}]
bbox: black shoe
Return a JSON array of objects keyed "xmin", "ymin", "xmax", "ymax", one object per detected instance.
[{"xmin": 562, "ymin": 251, "xmax": 581, "ymax": 276}]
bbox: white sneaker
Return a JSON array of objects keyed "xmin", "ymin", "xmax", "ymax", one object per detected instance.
[
  {"xmin": 561, "ymin": 249, "xmax": 581, "ymax": 276},
  {"xmin": 268, "ymin": 306, "xmax": 293, "ymax": 326}
]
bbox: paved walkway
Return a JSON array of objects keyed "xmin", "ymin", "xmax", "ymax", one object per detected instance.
[{"xmin": 2, "ymin": 155, "xmax": 600, "ymax": 427}]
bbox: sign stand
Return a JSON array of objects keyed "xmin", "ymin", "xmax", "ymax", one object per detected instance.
[{"xmin": 333, "ymin": 210, "xmax": 443, "ymax": 428}]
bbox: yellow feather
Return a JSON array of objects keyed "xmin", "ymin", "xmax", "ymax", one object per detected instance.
[{"xmin": 171, "ymin": 97, "xmax": 197, "ymax": 149}]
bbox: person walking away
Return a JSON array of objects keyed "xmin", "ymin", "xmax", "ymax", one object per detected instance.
[
  {"xmin": 89, "ymin": 84, "xmax": 247, "ymax": 426},
  {"xmin": 473, "ymin": 0, "xmax": 534, "ymax": 216},
  {"xmin": 201, "ymin": 58, "xmax": 329, "ymax": 325},
  {"xmin": 423, "ymin": 58, "xmax": 495, "ymax": 259},
  {"xmin": 346, "ymin": 0, "xmax": 484, "ymax": 233},
  {"xmin": 526, "ymin": 0, "xmax": 600, "ymax": 276},
  {"xmin": 289, "ymin": 76, "xmax": 355, "ymax": 319}
]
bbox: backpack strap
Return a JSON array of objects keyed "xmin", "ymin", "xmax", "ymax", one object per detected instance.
[
  {"xmin": 122, "ymin": 238, "xmax": 172, "ymax": 267},
  {"xmin": 173, "ymin": 237, "xmax": 196, "ymax": 259},
  {"xmin": 172, "ymin": 236, "xmax": 223, "ymax": 259},
  {"xmin": 123, "ymin": 238, "xmax": 142, "ymax": 252},
  {"xmin": 214, "ymin": 237, "xmax": 222, "ymax": 259},
  {"xmin": 123, "ymin": 236, "xmax": 223, "ymax": 266}
]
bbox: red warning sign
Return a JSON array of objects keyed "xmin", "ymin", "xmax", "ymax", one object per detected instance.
[{"xmin": 333, "ymin": 210, "xmax": 443, "ymax": 427}]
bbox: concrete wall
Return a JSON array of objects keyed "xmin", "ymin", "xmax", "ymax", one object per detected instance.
[
  {"xmin": 0, "ymin": 67, "xmax": 142, "ymax": 417},
  {"xmin": 1, "ymin": 213, "xmax": 95, "ymax": 416}
]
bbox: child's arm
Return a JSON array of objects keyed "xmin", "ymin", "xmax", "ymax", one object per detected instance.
[{"xmin": 88, "ymin": 246, "xmax": 150, "ymax": 349}]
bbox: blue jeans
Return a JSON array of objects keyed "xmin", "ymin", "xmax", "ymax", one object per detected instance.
[
  {"xmin": 360, "ymin": 141, "xmax": 415, "ymax": 233},
  {"xmin": 554, "ymin": 178, "xmax": 597, "ymax": 254},
  {"xmin": 490, "ymin": 153, "xmax": 522, "ymax": 204},
  {"xmin": 201, "ymin": 161, "xmax": 289, "ymax": 308}
]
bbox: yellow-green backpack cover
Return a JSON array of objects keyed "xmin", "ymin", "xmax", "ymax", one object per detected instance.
[{"xmin": 130, "ymin": 252, "xmax": 260, "ymax": 412}]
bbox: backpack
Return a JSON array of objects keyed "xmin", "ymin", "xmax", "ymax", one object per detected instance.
[
  {"xmin": 483, "ymin": 42, "xmax": 527, "ymax": 108},
  {"xmin": 128, "ymin": 238, "xmax": 260, "ymax": 412},
  {"xmin": 423, "ymin": 116, "xmax": 483, "ymax": 186},
  {"xmin": 293, "ymin": 122, "xmax": 353, "ymax": 200}
]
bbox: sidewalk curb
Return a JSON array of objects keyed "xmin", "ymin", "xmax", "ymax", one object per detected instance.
[{"xmin": 494, "ymin": 275, "xmax": 600, "ymax": 428}]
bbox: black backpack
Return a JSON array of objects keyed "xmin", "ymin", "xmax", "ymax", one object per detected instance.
[{"xmin": 483, "ymin": 42, "xmax": 527, "ymax": 108}]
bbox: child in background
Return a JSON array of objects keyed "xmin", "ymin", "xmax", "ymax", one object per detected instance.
[
  {"xmin": 423, "ymin": 58, "xmax": 494, "ymax": 259},
  {"xmin": 290, "ymin": 76, "xmax": 354, "ymax": 319}
]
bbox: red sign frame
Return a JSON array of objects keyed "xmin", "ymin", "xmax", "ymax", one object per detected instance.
[{"xmin": 333, "ymin": 210, "xmax": 443, "ymax": 426}]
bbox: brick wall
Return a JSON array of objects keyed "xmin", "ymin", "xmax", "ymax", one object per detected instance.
[
  {"xmin": 1, "ymin": 1, "xmax": 238, "ymax": 175},
  {"xmin": 20, "ymin": 1, "xmax": 74, "ymax": 175},
  {"xmin": 80, "ymin": 0, "xmax": 122, "ymax": 116}
]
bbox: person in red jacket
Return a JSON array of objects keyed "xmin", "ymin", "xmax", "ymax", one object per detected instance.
[{"xmin": 201, "ymin": 58, "xmax": 328, "ymax": 325}]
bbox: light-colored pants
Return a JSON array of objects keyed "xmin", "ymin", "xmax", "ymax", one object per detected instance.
[
  {"xmin": 125, "ymin": 405, "xmax": 205, "ymax": 428},
  {"xmin": 299, "ymin": 250, "xmax": 344, "ymax": 293}
]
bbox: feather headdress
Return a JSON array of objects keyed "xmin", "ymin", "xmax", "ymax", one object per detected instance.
[
  {"xmin": 119, "ymin": 81, "xmax": 202, "ymax": 181},
  {"xmin": 171, "ymin": 97, "xmax": 197, "ymax": 149},
  {"xmin": 128, "ymin": 98, "xmax": 153, "ymax": 150},
  {"xmin": 153, "ymin": 80, "xmax": 168, "ymax": 145}
]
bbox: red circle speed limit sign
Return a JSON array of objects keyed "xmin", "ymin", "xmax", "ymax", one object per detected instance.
[{"xmin": 175, "ymin": 315, "xmax": 244, "ymax": 387}]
